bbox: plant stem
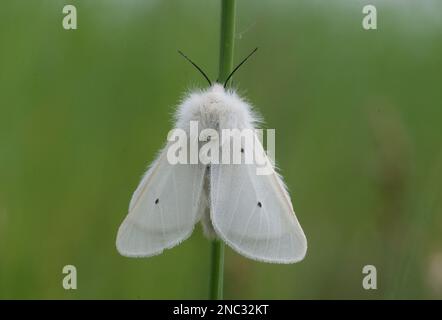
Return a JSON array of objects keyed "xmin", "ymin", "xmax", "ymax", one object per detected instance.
[
  {"xmin": 209, "ymin": 239, "xmax": 225, "ymax": 300},
  {"xmin": 209, "ymin": 0, "xmax": 236, "ymax": 300},
  {"xmin": 218, "ymin": 0, "xmax": 236, "ymax": 84}
]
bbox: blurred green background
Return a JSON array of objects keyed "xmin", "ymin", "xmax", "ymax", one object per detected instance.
[{"xmin": 1, "ymin": 0, "xmax": 441, "ymax": 299}]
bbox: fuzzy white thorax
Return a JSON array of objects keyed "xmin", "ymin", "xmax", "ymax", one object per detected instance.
[{"xmin": 175, "ymin": 84, "xmax": 258, "ymax": 134}]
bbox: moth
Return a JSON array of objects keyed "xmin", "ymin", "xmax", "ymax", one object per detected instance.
[{"xmin": 116, "ymin": 49, "xmax": 307, "ymax": 263}]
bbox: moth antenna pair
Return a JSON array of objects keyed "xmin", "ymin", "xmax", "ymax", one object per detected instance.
[{"xmin": 178, "ymin": 48, "xmax": 258, "ymax": 88}]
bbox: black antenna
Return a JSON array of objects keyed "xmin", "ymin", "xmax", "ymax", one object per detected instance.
[
  {"xmin": 178, "ymin": 50, "xmax": 212, "ymax": 86},
  {"xmin": 224, "ymin": 47, "xmax": 258, "ymax": 88}
]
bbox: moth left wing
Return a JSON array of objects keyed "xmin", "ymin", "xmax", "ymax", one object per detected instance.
[{"xmin": 116, "ymin": 145, "xmax": 206, "ymax": 257}]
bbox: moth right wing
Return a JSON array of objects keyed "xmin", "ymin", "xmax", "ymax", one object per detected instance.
[
  {"xmin": 210, "ymin": 138, "xmax": 307, "ymax": 264},
  {"xmin": 116, "ymin": 145, "xmax": 206, "ymax": 257}
]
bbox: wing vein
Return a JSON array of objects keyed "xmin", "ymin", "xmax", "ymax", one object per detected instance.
[
  {"xmin": 171, "ymin": 167, "xmax": 181, "ymax": 231},
  {"xmin": 226, "ymin": 168, "xmax": 247, "ymax": 233}
]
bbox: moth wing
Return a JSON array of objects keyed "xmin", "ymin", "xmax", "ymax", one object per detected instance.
[
  {"xmin": 116, "ymin": 146, "xmax": 206, "ymax": 257},
  {"xmin": 210, "ymin": 143, "xmax": 307, "ymax": 263}
]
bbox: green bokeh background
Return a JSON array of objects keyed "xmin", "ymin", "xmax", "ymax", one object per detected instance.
[{"xmin": 1, "ymin": 0, "xmax": 441, "ymax": 299}]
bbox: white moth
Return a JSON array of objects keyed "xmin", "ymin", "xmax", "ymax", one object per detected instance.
[{"xmin": 116, "ymin": 51, "xmax": 307, "ymax": 264}]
